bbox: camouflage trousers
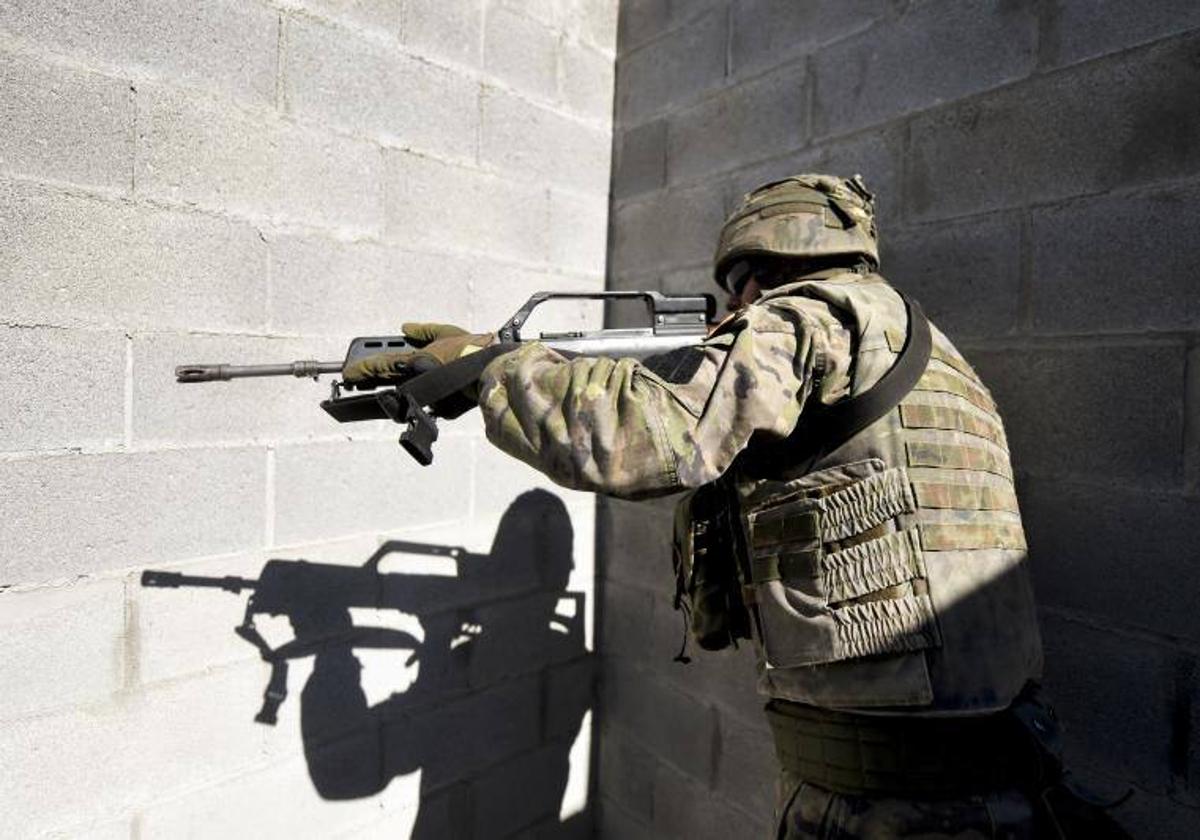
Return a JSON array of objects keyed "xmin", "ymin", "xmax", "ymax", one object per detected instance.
[{"xmin": 774, "ymin": 770, "xmax": 1036, "ymax": 839}]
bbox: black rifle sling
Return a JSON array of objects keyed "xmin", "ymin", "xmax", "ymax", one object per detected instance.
[
  {"xmin": 399, "ymin": 343, "xmax": 517, "ymax": 409},
  {"xmin": 740, "ymin": 291, "xmax": 932, "ymax": 479}
]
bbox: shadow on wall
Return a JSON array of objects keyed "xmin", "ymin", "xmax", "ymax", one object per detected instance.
[{"xmin": 144, "ymin": 489, "xmax": 594, "ymax": 839}]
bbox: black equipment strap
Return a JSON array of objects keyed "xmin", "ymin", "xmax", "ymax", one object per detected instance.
[
  {"xmin": 741, "ymin": 290, "xmax": 932, "ymax": 479},
  {"xmin": 399, "ymin": 342, "xmax": 516, "ymax": 407}
]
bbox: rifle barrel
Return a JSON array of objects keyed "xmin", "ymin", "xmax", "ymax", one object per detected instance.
[
  {"xmin": 141, "ymin": 570, "xmax": 258, "ymax": 593},
  {"xmin": 175, "ymin": 361, "xmax": 343, "ymax": 383}
]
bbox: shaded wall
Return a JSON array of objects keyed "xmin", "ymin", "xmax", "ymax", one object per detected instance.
[
  {"xmin": 0, "ymin": 1, "xmax": 616, "ymax": 837},
  {"xmin": 599, "ymin": 1, "xmax": 1200, "ymax": 836}
]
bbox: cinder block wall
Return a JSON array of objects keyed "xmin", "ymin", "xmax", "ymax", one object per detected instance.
[
  {"xmin": 600, "ymin": 2, "xmax": 1200, "ymax": 837},
  {"xmin": 0, "ymin": 1, "xmax": 615, "ymax": 837}
]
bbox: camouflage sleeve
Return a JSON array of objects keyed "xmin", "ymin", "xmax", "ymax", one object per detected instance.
[{"xmin": 476, "ymin": 297, "xmax": 852, "ymax": 499}]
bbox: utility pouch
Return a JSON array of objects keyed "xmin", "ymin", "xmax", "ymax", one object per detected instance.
[{"xmin": 673, "ymin": 481, "xmax": 752, "ymax": 655}]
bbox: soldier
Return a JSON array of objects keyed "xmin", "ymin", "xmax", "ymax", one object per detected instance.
[{"xmin": 344, "ymin": 175, "xmax": 1122, "ymax": 838}]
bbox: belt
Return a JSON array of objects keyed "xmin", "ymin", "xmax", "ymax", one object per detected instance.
[{"xmin": 766, "ymin": 699, "xmax": 1039, "ymax": 798}]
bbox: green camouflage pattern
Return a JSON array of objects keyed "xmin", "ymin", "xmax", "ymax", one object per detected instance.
[
  {"xmin": 776, "ymin": 774, "xmax": 1035, "ymax": 839},
  {"xmin": 477, "ymin": 296, "xmax": 852, "ymax": 499},
  {"xmin": 714, "ymin": 174, "xmax": 879, "ymax": 290}
]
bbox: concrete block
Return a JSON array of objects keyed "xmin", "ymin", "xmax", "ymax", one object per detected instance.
[
  {"xmin": 471, "ymin": 743, "xmax": 571, "ymax": 836},
  {"xmin": 268, "ymin": 235, "xmax": 473, "ymax": 337},
  {"xmin": 0, "ymin": 326, "xmax": 125, "ymax": 452},
  {"xmin": 613, "ymin": 119, "xmax": 666, "ymax": 200},
  {"xmin": 284, "ymin": 16, "xmax": 478, "ymax": 161},
  {"xmin": 469, "ymin": 437, "xmax": 599, "ymax": 519},
  {"xmin": 0, "ymin": 179, "xmax": 268, "ymax": 332},
  {"xmin": 601, "ymin": 580, "xmax": 656, "ymax": 661},
  {"xmin": 1041, "ymin": 0, "xmax": 1200, "ymax": 69},
  {"xmin": 0, "ymin": 448, "xmax": 265, "ymax": 583},
  {"xmin": 272, "ymin": 438, "xmax": 474, "ymax": 546},
  {"xmin": 0, "ymin": 51, "xmax": 132, "ymax": 191},
  {"xmin": 612, "ymin": 180, "xmax": 727, "ymax": 274},
  {"xmin": 484, "ymin": 5, "xmax": 561, "ymax": 102},
  {"xmin": 561, "ymin": 40, "xmax": 615, "ymax": 121},
  {"xmin": 135, "ymin": 550, "xmax": 271, "ymax": 685},
  {"xmin": 132, "ymin": 332, "xmax": 345, "ymax": 446},
  {"xmin": 547, "ymin": 188, "xmax": 610, "ymax": 276},
  {"xmin": 0, "ymin": 661, "xmax": 303, "ymax": 837},
  {"xmin": 713, "ymin": 711, "xmax": 775, "ymax": 818},
  {"xmin": 545, "ymin": 656, "xmax": 597, "ymax": 740},
  {"xmin": 597, "ymin": 495, "xmax": 673, "ymax": 592},
  {"xmin": 0, "ymin": 0, "xmax": 277, "ymax": 106},
  {"xmin": 139, "ymin": 752, "xmax": 419, "ymax": 840},
  {"xmin": 615, "ymin": 8, "xmax": 727, "ymax": 126},
  {"xmin": 662, "ymin": 264, "xmax": 713, "ymax": 297},
  {"xmin": 494, "ymin": 0, "xmax": 559, "ymax": 31},
  {"xmin": 466, "ymin": 593, "xmax": 587, "ymax": 688},
  {"xmin": 560, "ymin": 0, "xmax": 620, "ymax": 54},
  {"xmin": 616, "ymin": 0, "xmax": 670, "ymax": 52},
  {"xmin": 730, "ymin": 0, "xmax": 883, "ymax": 77},
  {"xmin": 137, "ymin": 83, "xmax": 383, "ymax": 232},
  {"xmin": 1019, "ymin": 479, "xmax": 1200, "ymax": 642},
  {"xmin": 813, "ymin": 0, "xmax": 1037, "ymax": 138},
  {"xmin": 402, "ymin": 0, "xmax": 483, "ymax": 66},
  {"xmin": 598, "ymin": 795, "xmax": 659, "ymax": 840},
  {"xmin": 906, "ymin": 33, "xmax": 1200, "ymax": 222},
  {"xmin": 727, "ymin": 126, "xmax": 904, "ymax": 231},
  {"xmin": 602, "ymin": 660, "xmax": 716, "ymax": 779},
  {"xmin": 667, "ymin": 60, "xmax": 807, "ymax": 183},
  {"xmin": 467, "ymin": 259, "xmax": 599, "ymax": 332},
  {"xmin": 0, "ymin": 578, "xmax": 125, "ymax": 721},
  {"xmin": 481, "ymin": 87, "xmax": 610, "ymax": 194},
  {"xmin": 597, "ymin": 725, "xmax": 656, "ymax": 819},
  {"xmin": 653, "ymin": 602, "xmax": 768, "ymax": 726},
  {"xmin": 1108, "ymin": 791, "xmax": 1200, "ymax": 839},
  {"xmin": 384, "ymin": 151, "xmax": 550, "ymax": 263},
  {"xmin": 1189, "ymin": 347, "xmax": 1200, "ymax": 495},
  {"xmin": 275, "ymin": 0, "xmax": 404, "ymax": 36},
  {"xmin": 970, "ymin": 342, "xmax": 1185, "ymax": 489},
  {"xmin": 401, "ymin": 675, "xmax": 543, "ymax": 789},
  {"xmin": 653, "ymin": 760, "xmax": 767, "ymax": 840},
  {"xmin": 886, "ymin": 212, "xmax": 1022, "ymax": 339},
  {"xmin": 1030, "ymin": 182, "xmax": 1200, "ymax": 334},
  {"xmin": 1040, "ymin": 611, "xmax": 1177, "ymax": 792}
]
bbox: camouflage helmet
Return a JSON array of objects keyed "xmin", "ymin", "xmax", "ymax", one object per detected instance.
[{"xmin": 713, "ymin": 173, "xmax": 879, "ymax": 291}]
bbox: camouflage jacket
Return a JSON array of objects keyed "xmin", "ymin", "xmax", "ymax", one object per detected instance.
[{"xmin": 477, "ymin": 282, "xmax": 853, "ymax": 499}]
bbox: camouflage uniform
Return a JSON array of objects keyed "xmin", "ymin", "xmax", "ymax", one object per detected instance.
[{"xmin": 477, "ymin": 175, "xmax": 1044, "ymax": 838}]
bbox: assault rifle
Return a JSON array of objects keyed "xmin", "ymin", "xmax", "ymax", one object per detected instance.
[
  {"xmin": 140, "ymin": 541, "xmax": 483, "ymax": 725},
  {"xmin": 176, "ymin": 291, "xmax": 714, "ymax": 465}
]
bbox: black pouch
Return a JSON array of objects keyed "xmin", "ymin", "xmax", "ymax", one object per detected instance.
[{"xmin": 673, "ymin": 481, "xmax": 752, "ymax": 655}]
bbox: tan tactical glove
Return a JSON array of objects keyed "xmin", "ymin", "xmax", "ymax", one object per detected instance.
[{"xmin": 342, "ymin": 322, "xmax": 494, "ymax": 384}]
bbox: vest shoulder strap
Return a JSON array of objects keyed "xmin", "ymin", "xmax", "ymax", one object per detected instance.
[{"xmin": 740, "ymin": 290, "xmax": 932, "ymax": 479}]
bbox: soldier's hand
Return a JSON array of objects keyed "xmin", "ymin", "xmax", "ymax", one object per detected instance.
[{"xmin": 341, "ymin": 323, "xmax": 494, "ymax": 385}]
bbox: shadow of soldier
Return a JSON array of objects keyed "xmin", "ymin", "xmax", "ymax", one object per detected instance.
[{"xmin": 296, "ymin": 489, "xmax": 594, "ymax": 838}]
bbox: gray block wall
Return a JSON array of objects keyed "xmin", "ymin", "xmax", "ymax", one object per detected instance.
[
  {"xmin": 0, "ymin": 2, "xmax": 616, "ymax": 837},
  {"xmin": 601, "ymin": 1, "xmax": 1200, "ymax": 836}
]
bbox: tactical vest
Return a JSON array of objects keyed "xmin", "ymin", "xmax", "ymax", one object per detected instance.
[{"xmin": 711, "ymin": 274, "xmax": 1042, "ymax": 714}]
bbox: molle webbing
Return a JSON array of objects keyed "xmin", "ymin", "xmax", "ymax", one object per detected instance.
[
  {"xmin": 922, "ymin": 521, "xmax": 1027, "ymax": 551},
  {"xmin": 906, "ymin": 440, "xmax": 1013, "ymax": 479},
  {"xmin": 832, "ymin": 594, "xmax": 939, "ymax": 659},
  {"xmin": 899, "ymin": 403, "xmax": 1006, "ymax": 446},
  {"xmin": 820, "ymin": 468, "xmax": 916, "ymax": 541},
  {"xmin": 914, "ymin": 367, "xmax": 997, "ymax": 413},
  {"xmin": 765, "ymin": 700, "xmax": 1036, "ymax": 797},
  {"xmin": 911, "ymin": 479, "xmax": 1020, "ymax": 512},
  {"xmin": 886, "ymin": 329, "xmax": 979, "ymax": 381},
  {"xmin": 822, "ymin": 529, "xmax": 922, "ymax": 603}
]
